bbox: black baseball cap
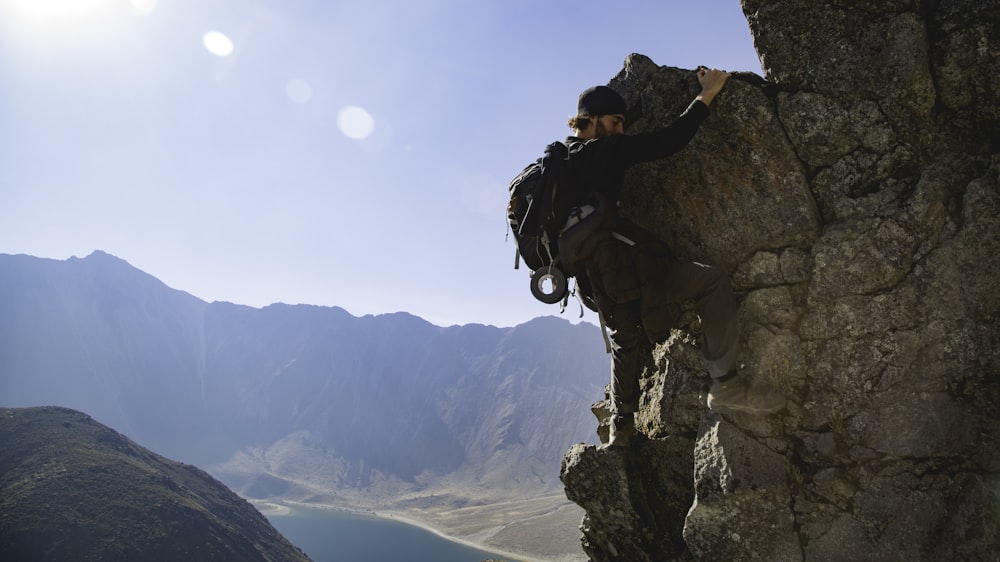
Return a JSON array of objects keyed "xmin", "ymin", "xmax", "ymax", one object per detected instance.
[{"xmin": 577, "ymin": 85, "xmax": 627, "ymax": 117}]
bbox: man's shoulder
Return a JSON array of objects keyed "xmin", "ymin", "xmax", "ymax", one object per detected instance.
[
  {"xmin": 564, "ymin": 135, "xmax": 631, "ymax": 158},
  {"xmin": 564, "ymin": 135, "xmax": 607, "ymax": 150}
]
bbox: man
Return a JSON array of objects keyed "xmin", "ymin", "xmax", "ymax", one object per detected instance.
[{"xmin": 562, "ymin": 68, "xmax": 784, "ymax": 447}]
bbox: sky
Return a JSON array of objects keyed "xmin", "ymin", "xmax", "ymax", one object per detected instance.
[{"xmin": 0, "ymin": 0, "xmax": 764, "ymax": 328}]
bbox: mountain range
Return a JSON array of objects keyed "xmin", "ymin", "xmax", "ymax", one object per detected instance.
[{"xmin": 0, "ymin": 250, "xmax": 608, "ymax": 557}]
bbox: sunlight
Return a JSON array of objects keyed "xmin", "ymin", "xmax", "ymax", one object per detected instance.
[
  {"xmin": 126, "ymin": 0, "xmax": 156, "ymax": 16},
  {"xmin": 203, "ymin": 31, "xmax": 234, "ymax": 57},
  {"xmin": 3, "ymin": 0, "xmax": 112, "ymax": 22}
]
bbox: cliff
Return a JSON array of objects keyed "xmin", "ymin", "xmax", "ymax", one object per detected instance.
[
  {"xmin": 560, "ymin": 1, "xmax": 999, "ymax": 560},
  {"xmin": 0, "ymin": 406, "xmax": 310, "ymax": 561}
]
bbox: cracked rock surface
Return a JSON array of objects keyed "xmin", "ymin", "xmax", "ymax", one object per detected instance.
[{"xmin": 560, "ymin": 0, "xmax": 999, "ymax": 560}]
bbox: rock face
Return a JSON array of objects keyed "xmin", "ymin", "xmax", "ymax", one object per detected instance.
[
  {"xmin": 0, "ymin": 406, "xmax": 311, "ymax": 561},
  {"xmin": 560, "ymin": 1, "xmax": 999, "ymax": 560}
]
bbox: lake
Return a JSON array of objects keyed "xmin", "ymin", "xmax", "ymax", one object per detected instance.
[{"xmin": 265, "ymin": 504, "xmax": 523, "ymax": 562}]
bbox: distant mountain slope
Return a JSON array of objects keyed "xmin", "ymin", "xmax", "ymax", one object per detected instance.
[
  {"xmin": 0, "ymin": 251, "xmax": 213, "ymax": 460},
  {"xmin": 0, "ymin": 406, "xmax": 311, "ymax": 562},
  {"xmin": 0, "ymin": 251, "xmax": 609, "ymax": 507}
]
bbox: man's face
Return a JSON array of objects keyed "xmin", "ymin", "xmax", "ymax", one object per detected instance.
[{"xmin": 594, "ymin": 114, "xmax": 625, "ymax": 138}]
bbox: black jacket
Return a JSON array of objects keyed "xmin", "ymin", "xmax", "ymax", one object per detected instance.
[{"xmin": 563, "ymin": 99, "xmax": 710, "ymax": 208}]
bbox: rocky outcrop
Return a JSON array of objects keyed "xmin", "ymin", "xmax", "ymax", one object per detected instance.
[{"xmin": 560, "ymin": 1, "xmax": 999, "ymax": 560}]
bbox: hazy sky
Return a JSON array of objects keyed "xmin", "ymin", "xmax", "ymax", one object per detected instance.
[{"xmin": 0, "ymin": 0, "xmax": 763, "ymax": 328}]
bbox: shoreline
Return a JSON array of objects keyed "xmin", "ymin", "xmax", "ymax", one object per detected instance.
[{"xmin": 253, "ymin": 498, "xmax": 553, "ymax": 562}]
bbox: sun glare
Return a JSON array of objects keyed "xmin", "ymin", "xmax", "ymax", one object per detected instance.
[
  {"xmin": 1, "ymin": 0, "xmax": 156, "ymax": 25},
  {"xmin": 126, "ymin": 0, "xmax": 156, "ymax": 16},
  {"xmin": 3, "ymin": 0, "xmax": 113, "ymax": 22}
]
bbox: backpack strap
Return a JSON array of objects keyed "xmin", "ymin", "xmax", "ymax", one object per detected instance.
[
  {"xmin": 612, "ymin": 232, "xmax": 636, "ymax": 246},
  {"xmin": 597, "ymin": 308, "xmax": 612, "ymax": 354}
]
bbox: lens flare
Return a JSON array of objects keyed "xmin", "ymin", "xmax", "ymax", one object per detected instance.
[
  {"xmin": 337, "ymin": 106, "xmax": 375, "ymax": 140},
  {"xmin": 203, "ymin": 31, "xmax": 234, "ymax": 57},
  {"xmin": 286, "ymin": 79, "xmax": 313, "ymax": 104}
]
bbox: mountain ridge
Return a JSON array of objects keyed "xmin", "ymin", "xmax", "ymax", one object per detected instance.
[{"xmin": 0, "ymin": 250, "xmax": 606, "ymax": 560}]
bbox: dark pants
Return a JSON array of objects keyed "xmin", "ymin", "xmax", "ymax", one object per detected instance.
[{"xmin": 586, "ymin": 237, "xmax": 739, "ymax": 414}]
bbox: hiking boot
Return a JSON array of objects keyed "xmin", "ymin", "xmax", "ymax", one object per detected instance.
[
  {"xmin": 603, "ymin": 413, "xmax": 635, "ymax": 448},
  {"xmin": 707, "ymin": 372, "xmax": 786, "ymax": 415}
]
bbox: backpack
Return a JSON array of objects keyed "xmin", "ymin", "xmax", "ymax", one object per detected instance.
[
  {"xmin": 507, "ymin": 142, "xmax": 607, "ymax": 306},
  {"xmin": 506, "ymin": 142, "xmax": 571, "ymax": 304}
]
